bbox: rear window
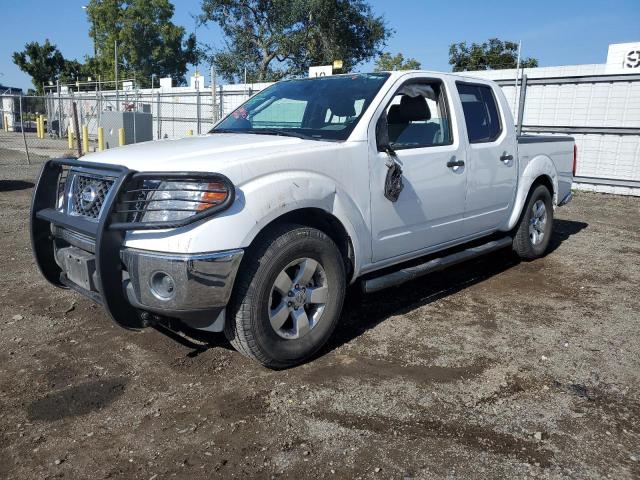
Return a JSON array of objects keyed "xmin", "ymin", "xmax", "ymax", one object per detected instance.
[{"xmin": 456, "ymin": 83, "xmax": 502, "ymax": 143}]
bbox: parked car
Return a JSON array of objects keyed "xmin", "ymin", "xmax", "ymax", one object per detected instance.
[{"xmin": 31, "ymin": 71, "xmax": 576, "ymax": 368}]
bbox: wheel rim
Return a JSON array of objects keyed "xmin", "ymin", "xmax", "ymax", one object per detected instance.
[
  {"xmin": 268, "ymin": 257, "xmax": 328, "ymax": 340},
  {"xmin": 529, "ymin": 199, "xmax": 548, "ymax": 246}
]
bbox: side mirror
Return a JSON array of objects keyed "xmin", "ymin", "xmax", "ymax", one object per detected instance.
[{"xmin": 376, "ymin": 112, "xmax": 392, "ymax": 153}]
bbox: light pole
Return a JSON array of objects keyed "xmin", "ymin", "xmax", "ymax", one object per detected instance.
[{"xmin": 82, "ymin": 5, "xmax": 97, "ymax": 57}]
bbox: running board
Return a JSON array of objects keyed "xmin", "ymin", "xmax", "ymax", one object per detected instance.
[{"xmin": 361, "ymin": 237, "xmax": 513, "ymax": 294}]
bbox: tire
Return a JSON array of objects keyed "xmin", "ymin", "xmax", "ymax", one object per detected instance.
[
  {"xmin": 512, "ymin": 184, "xmax": 554, "ymax": 260},
  {"xmin": 225, "ymin": 224, "xmax": 346, "ymax": 369}
]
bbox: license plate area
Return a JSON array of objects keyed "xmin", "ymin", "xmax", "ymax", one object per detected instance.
[{"xmin": 56, "ymin": 246, "xmax": 97, "ymax": 292}]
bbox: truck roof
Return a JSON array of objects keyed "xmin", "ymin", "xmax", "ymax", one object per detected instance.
[{"xmin": 319, "ymin": 70, "xmax": 496, "ymax": 84}]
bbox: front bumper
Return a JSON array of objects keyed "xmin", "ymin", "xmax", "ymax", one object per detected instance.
[
  {"xmin": 31, "ymin": 158, "xmax": 242, "ymax": 331},
  {"xmin": 121, "ymin": 247, "xmax": 243, "ymax": 328}
]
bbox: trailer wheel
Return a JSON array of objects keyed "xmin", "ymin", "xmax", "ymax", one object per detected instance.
[
  {"xmin": 512, "ymin": 184, "xmax": 554, "ymax": 260},
  {"xmin": 225, "ymin": 224, "xmax": 346, "ymax": 369}
]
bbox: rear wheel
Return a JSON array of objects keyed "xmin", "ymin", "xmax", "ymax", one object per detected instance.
[
  {"xmin": 512, "ymin": 184, "xmax": 554, "ymax": 260},
  {"xmin": 225, "ymin": 224, "xmax": 346, "ymax": 368}
]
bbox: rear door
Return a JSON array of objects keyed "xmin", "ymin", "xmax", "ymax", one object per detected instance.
[
  {"xmin": 369, "ymin": 77, "xmax": 468, "ymax": 262},
  {"xmin": 456, "ymin": 82, "xmax": 517, "ymax": 235}
]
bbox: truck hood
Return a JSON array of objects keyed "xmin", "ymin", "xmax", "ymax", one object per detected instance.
[{"xmin": 81, "ymin": 133, "xmax": 337, "ymax": 172}]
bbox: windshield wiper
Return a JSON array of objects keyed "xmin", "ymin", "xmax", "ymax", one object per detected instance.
[
  {"xmin": 209, "ymin": 128, "xmax": 238, "ymax": 134},
  {"xmin": 244, "ymin": 128, "xmax": 316, "ymax": 140},
  {"xmin": 210, "ymin": 127, "xmax": 319, "ymax": 141}
]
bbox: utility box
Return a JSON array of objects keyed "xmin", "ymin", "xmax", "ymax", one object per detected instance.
[{"xmin": 101, "ymin": 111, "xmax": 153, "ymax": 148}]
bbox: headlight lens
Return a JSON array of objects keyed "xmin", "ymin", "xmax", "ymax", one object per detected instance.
[{"xmin": 140, "ymin": 179, "xmax": 231, "ymax": 223}]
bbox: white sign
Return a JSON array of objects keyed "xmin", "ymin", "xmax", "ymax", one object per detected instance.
[
  {"xmin": 159, "ymin": 77, "xmax": 173, "ymax": 89},
  {"xmin": 606, "ymin": 42, "xmax": 640, "ymax": 73},
  {"xmin": 189, "ymin": 75, "xmax": 203, "ymax": 90},
  {"xmin": 122, "ymin": 81, "xmax": 134, "ymax": 91},
  {"xmin": 309, "ymin": 65, "xmax": 333, "ymax": 77}
]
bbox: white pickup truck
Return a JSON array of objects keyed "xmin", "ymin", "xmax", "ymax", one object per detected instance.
[{"xmin": 31, "ymin": 71, "xmax": 575, "ymax": 368}]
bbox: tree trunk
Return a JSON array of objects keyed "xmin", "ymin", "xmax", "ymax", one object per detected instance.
[{"xmin": 259, "ymin": 51, "xmax": 277, "ymax": 82}]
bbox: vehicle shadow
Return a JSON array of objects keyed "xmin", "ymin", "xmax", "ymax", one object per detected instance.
[
  {"xmin": 0, "ymin": 180, "xmax": 35, "ymax": 192},
  {"xmin": 547, "ymin": 218, "xmax": 588, "ymax": 254},
  {"xmin": 319, "ymin": 218, "xmax": 588, "ymax": 358}
]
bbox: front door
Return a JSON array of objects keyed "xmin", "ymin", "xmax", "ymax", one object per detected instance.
[
  {"xmin": 370, "ymin": 79, "xmax": 468, "ymax": 262},
  {"xmin": 456, "ymin": 82, "xmax": 517, "ymax": 235}
]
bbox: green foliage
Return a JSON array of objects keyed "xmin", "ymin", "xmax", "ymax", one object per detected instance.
[
  {"xmin": 199, "ymin": 0, "xmax": 391, "ymax": 83},
  {"xmin": 374, "ymin": 52, "xmax": 421, "ymax": 72},
  {"xmin": 85, "ymin": 0, "xmax": 199, "ymax": 87},
  {"xmin": 449, "ymin": 38, "xmax": 538, "ymax": 72},
  {"xmin": 12, "ymin": 40, "xmax": 82, "ymax": 93}
]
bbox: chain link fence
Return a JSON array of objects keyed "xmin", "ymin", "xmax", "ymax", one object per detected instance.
[{"xmin": 0, "ymin": 84, "xmax": 267, "ymax": 166}]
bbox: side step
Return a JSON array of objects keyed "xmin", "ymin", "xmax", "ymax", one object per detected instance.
[{"xmin": 361, "ymin": 237, "xmax": 513, "ymax": 294}]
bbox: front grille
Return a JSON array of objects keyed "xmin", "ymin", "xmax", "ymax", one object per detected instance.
[{"xmin": 68, "ymin": 173, "xmax": 115, "ymax": 220}]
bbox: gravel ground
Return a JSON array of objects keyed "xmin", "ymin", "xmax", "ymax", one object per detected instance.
[
  {"xmin": 1, "ymin": 162, "xmax": 639, "ymax": 479},
  {"xmin": 0, "ymin": 133, "xmax": 72, "ymax": 165}
]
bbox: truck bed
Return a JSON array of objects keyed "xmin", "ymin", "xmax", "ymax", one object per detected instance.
[{"xmin": 518, "ymin": 135, "xmax": 574, "ymax": 205}]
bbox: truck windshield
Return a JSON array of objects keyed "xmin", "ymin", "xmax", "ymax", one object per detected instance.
[{"xmin": 210, "ymin": 73, "xmax": 390, "ymax": 141}]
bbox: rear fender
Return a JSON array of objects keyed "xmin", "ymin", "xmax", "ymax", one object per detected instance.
[{"xmin": 503, "ymin": 154, "xmax": 558, "ymax": 232}]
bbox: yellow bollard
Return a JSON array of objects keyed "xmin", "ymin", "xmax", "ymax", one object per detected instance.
[
  {"xmin": 118, "ymin": 128, "xmax": 125, "ymax": 146},
  {"xmin": 82, "ymin": 125, "xmax": 89, "ymax": 154},
  {"xmin": 98, "ymin": 127, "xmax": 104, "ymax": 151},
  {"xmin": 4, "ymin": 114, "xmax": 9, "ymax": 132},
  {"xmin": 36, "ymin": 116, "xmax": 41, "ymax": 138},
  {"xmin": 68, "ymin": 130, "xmax": 74, "ymax": 150},
  {"xmin": 187, "ymin": 129, "xmax": 193, "ymax": 136},
  {"xmin": 39, "ymin": 115, "xmax": 45, "ymax": 139}
]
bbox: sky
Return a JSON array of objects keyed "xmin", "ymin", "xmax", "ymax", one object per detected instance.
[{"xmin": 1, "ymin": 0, "xmax": 639, "ymax": 91}]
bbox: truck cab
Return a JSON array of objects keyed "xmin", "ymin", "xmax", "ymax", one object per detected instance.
[{"xmin": 31, "ymin": 71, "xmax": 575, "ymax": 368}]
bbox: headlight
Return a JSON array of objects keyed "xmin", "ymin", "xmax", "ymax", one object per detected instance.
[
  {"xmin": 114, "ymin": 173, "xmax": 235, "ymax": 230},
  {"xmin": 142, "ymin": 180, "xmax": 230, "ymax": 222}
]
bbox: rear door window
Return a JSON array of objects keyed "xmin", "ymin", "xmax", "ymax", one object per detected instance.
[{"xmin": 456, "ymin": 83, "xmax": 502, "ymax": 143}]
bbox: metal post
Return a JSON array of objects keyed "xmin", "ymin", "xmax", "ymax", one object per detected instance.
[
  {"xmin": 513, "ymin": 40, "xmax": 522, "ymax": 117},
  {"xmin": 72, "ymin": 101, "xmax": 82, "ymax": 157},
  {"xmin": 516, "ymin": 74, "xmax": 528, "ymax": 137},
  {"xmin": 196, "ymin": 89, "xmax": 201, "ymax": 134},
  {"xmin": 57, "ymin": 81, "xmax": 62, "ymax": 138},
  {"xmin": 79, "ymin": 99, "xmax": 84, "ymax": 134},
  {"xmin": 219, "ymin": 84, "xmax": 223, "ymax": 119},
  {"xmin": 156, "ymin": 91, "xmax": 161, "ymax": 139},
  {"xmin": 115, "ymin": 40, "xmax": 119, "ymax": 111},
  {"xmin": 211, "ymin": 66, "xmax": 217, "ymax": 123},
  {"xmin": 18, "ymin": 95, "xmax": 30, "ymax": 165}
]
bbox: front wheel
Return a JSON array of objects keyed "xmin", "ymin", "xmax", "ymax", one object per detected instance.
[
  {"xmin": 225, "ymin": 224, "xmax": 346, "ymax": 369},
  {"xmin": 512, "ymin": 184, "xmax": 554, "ymax": 260}
]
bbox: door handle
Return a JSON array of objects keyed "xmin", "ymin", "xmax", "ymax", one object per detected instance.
[
  {"xmin": 446, "ymin": 159, "xmax": 465, "ymax": 168},
  {"xmin": 500, "ymin": 154, "xmax": 514, "ymax": 162}
]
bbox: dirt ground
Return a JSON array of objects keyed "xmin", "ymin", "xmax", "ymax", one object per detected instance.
[{"xmin": 1, "ymin": 162, "xmax": 639, "ymax": 480}]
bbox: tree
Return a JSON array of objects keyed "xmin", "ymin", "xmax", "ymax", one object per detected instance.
[
  {"xmin": 374, "ymin": 52, "xmax": 421, "ymax": 72},
  {"xmin": 449, "ymin": 38, "xmax": 538, "ymax": 72},
  {"xmin": 199, "ymin": 0, "xmax": 391, "ymax": 83},
  {"xmin": 12, "ymin": 40, "xmax": 68, "ymax": 92},
  {"xmin": 85, "ymin": 0, "xmax": 198, "ymax": 87}
]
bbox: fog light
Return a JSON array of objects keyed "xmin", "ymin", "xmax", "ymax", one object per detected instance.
[{"xmin": 149, "ymin": 271, "xmax": 175, "ymax": 300}]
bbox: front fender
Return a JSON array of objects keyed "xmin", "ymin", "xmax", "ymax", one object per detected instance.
[
  {"xmin": 503, "ymin": 154, "xmax": 558, "ymax": 231},
  {"xmin": 123, "ymin": 171, "xmax": 370, "ymax": 277}
]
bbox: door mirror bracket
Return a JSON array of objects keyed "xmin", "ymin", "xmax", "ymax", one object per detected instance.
[{"xmin": 376, "ymin": 112, "xmax": 396, "ymax": 156}]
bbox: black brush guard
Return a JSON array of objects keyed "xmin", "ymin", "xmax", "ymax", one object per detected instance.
[{"xmin": 30, "ymin": 158, "xmax": 234, "ymax": 330}]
